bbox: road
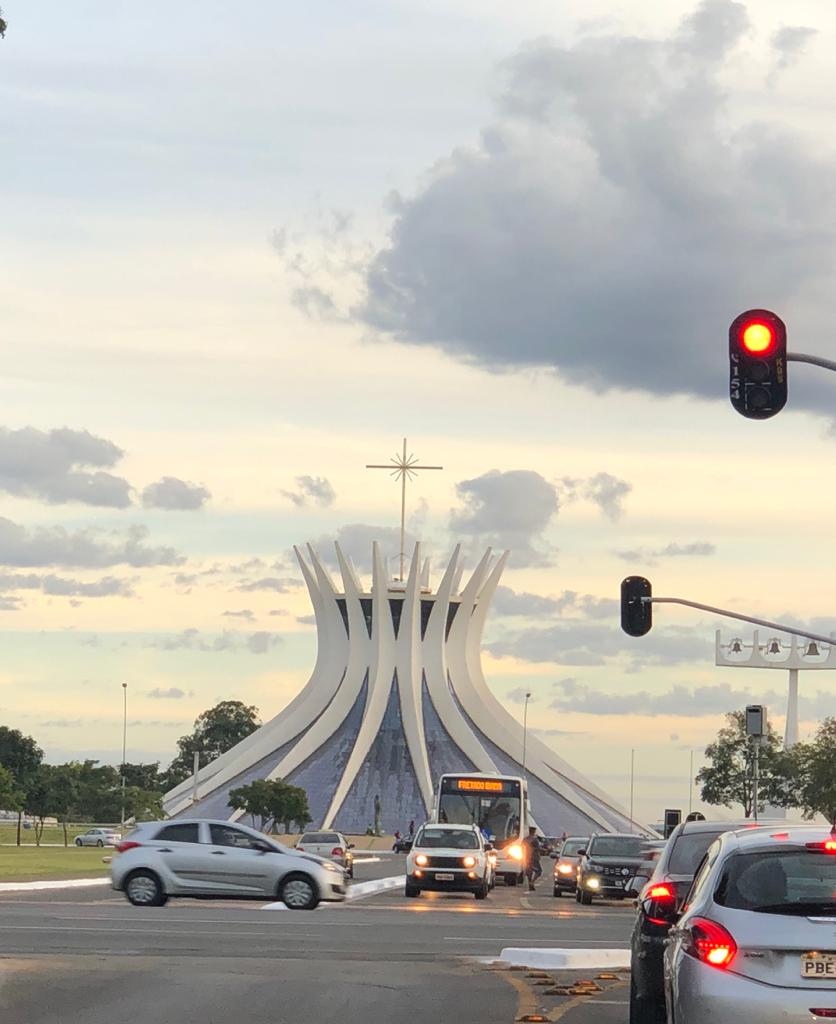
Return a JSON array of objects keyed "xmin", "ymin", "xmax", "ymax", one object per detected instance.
[{"xmin": 0, "ymin": 856, "xmax": 633, "ymax": 1023}]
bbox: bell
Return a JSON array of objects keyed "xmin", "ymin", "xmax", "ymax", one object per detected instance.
[
  {"xmin": 805, "ymin": 641, "xmax": 820, "ymax": 657},
  {"xmin": 729, "ymin": 638, "xmax": 743, "ymax": 654},
  {"xmin": 767, "ymin": 638, "xmax": 781, "ymax": 654}
]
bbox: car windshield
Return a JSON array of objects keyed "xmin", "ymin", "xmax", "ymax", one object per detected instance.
[
  {"xmin": 301, "ymin": 833, "xmax": 340, "ymax": 844},
  {"xmin": 561, "ymin": 839, "xmax": 587, "ymax": 856},
  {"xmin": 715, "ymin": 849, "xmax": 836, "ymax": 915},
  {"xmin": 416, "ymin": 828, "xmax": 478, "ymax": 849},
  {"xmin": 588, "ymin": 836, "xmax": 647, "ymax": 857},
  {"xmin": 667, "ymin": 831, "xmax": 724, "ymax": 874}
]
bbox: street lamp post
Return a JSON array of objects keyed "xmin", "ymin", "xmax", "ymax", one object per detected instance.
[
  {"xmin": 521, "ymin": 692, "xmax": 532, "ymax": 776},
  {"xmin": 121, "ymin": 683, "xmax": 127, "ymax": 831}
]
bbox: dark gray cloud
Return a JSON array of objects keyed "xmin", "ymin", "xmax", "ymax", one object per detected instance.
[
  {"xmin": 505, "ymin": 686, "xmax": 535, "ymax": 704},
  {"xmin": 282, "ymin": 474, "xmax": 336, "ymax": 508},
  {"xmin": 549, "ymin": 676, "xmax": 836, "ymax": 719},
  {"xmin": 41, "ymin": 575, "xmax": 134, "ymax": 597},
  {"xmin": 355, "ymin": 1, "xmax": 836, "ymax": 422},
  {"xmin": 769, "ymin": 25, "xmax": 817, "ymax": 81},
  {"xmin": 584, "ymin": 473, "xmax": 632, "ymax": 522},
  {"xmin": 147, "ymin": 686, "xmax": 192, "ymax": 699},
  {"xmin": 488, "ymin": 620, "xmax": 711, "ymax": 667},
  {"xmin": 450, "ymin": 470, "xmax": 558, "ymax": 567},
  {"xmin": 141, "ymin": 476, "xmax": 211, "ymax": 511},
  {"xmin": 237, "ymin": 576, "xmax": 297, "ymax": 593},
  {"xmin": 492, "ymin": 585, "xmax": 617, "ymax": 620},
  {"xmin": 0, "ymin": 426, "xmax": 132, "ymax": 507},
  {"xmin": 310, "ymin": 523, "xmax": 415, "ymax": 576},
  {"xmin": 615, "ymin": 541, "xmax": 716, "ymax": 564},
  {"xmin": 0, "ymin": 519, "xmax": 181, "ymax": 569}
]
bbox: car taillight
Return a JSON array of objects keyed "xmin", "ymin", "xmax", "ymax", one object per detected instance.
[
  {"xmin": 331, "ymin": 847, "xmax": 344, "ymax": 857},
  {"xmin": 805, "ymin": 840, "xmax": 836, "ymax": 853},
  {"xmin": 809, "ymin": 1011, "xmax": 836, "ymax": 1019},
  {"xmin": 684, "ymin": 917, "xmax": 737, "ymax": 969},
  {"xmin": 115, "ymin": 841, "xmax": 142, "ymax": 853},
  {"xmin": 648, "ymin": 882, "xmax": 675, "ymax": 900}
]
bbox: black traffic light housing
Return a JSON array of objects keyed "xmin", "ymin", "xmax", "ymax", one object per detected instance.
[
  {"xmin": 729, "ymin": 308, "xmax": 787, "ymax": 419},
  {"xmin": 621, "ymin": 576, "xmax": 652, "ymax": 637}
]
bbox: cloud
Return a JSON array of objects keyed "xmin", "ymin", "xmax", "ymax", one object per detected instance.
[
  {"xmin": 41, "ymin": 575, "xmax": 134, "ymax": 597},
  {"xmin": 141, "ymin": 476, "xmax": 211, "ymax": 511},
  {"xmin": 354, "ymin": 1, "xmax": 836, "ymax": 423},
  {"xmin": 143, "ymin": 629, "xmax": 282, "ymax": 655},
  {"xmin": 0, "ymin": 519, "xmax": 182, "ymax": 569},
  {"xmin": 492, "ymin": 585, "xmax": 617, "ymax": 620},
  {"xmin": 296, "ymin": 614, "xmax": 316, "ymax": 626},
  {"xmin": 614, "ymin": 541, "xmax": 716, "ymax": 564},
  {"xmin": 146, "ymin": 686, "xmax": 192, "ymax": 699},
  {"xmin": 450, "ymin": 470, "xmax": 558, "ymax": 567},
  {"xmin": 0, "ymin": 596, "xmax": 21, "ymax": 611},
  {"xmin": 0, "ymin": 426, "xmax": 132, "ymax": 507},
  {"xmin": 236, "ymin": 576, "xmax": 297, "ymax": 593},
  {"xmin": 246, "ymin": 631, "xmax": 281, "ymax": 654},
  {"xmin": 282, "ymin": 475, "xmax": 337, "ymax": 509},
  {"xmin": 309, "ymin": 523, "xmax": 415, "ymax": 576},
  {"xmin": 222, "ymin": 609, "xmax": 256, "ymax": 622},
  {"xmin": 505, "ymin": 686, "xmax": 535, "ymax": 704},
  {"xmin": 769, "ymin": 25, "xmax": 817, "ymax": 82},
  {"xmin": 584, "ymin": 473, "xmax": 632, "ymax": 522}
]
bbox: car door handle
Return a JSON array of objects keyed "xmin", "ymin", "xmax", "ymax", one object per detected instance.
[
  {"xmin": 158, "ymin": 848, "xmax": 173, "ymax": 853},
  {"xmin": 211, "ymin": 851, "xmax": 226, "ymax": 856}
]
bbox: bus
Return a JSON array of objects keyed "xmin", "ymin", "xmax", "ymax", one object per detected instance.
[{"xmin": 433, "ymin": 773, "xmax": 529, "ymax": 886}]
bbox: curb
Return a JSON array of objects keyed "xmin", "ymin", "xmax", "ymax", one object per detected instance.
[
  {"xmin": 262, "ymin": 873, "xmax": 405, "ymax": 910},
  {"xmin": 497, "ymin": 947, "xmax": 631, "ymax": 970},
  {"xmin": 0, "ymin": 877, "xmax": 110, "ymax": 893}
]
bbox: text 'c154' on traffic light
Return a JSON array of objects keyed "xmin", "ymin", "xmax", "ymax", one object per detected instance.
[
  {"xmin": 621, "ymin": 576, "xmax": 652, "ymax": 637},
  {"xmin": 729, "ymin": 309, "xmax": 787, "ymax": 419}
]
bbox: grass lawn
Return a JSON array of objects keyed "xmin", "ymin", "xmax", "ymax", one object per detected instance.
[
  {"xmin": 0, "ymin": 823, "xmax": 105, "ymax": 846},
  {"xmin": 0, "ymin": 845, "xmax": 111, "ymax": 881}
]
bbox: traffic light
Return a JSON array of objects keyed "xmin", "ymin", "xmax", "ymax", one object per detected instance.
[
  {"xmin": 729, "ymin": 309, "xmax": 787, "ymax": 419},
  {"xmin": 621, "ymin": 576, "xmax": 652, "ymax": 637}
]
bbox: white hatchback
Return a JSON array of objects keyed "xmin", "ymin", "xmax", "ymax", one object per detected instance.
[
  {"xmin": 405, "ymin": 823, "xmax": 491, "ymax": 899},
  {"xmin": 665, "ymin": 825, "xmax": 836, "ymax": 1024},
  {"xmin": 111, "ymin": 819, "xmax": 347, "ymax": 910}
]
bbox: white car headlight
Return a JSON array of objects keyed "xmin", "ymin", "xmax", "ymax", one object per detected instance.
[
  {"xmin": 322, "ymin": 860, "xmax": 340, "ymax": 873},
  {"xmin": 507, "ymin": 844, "xmax": 523, "ymax": 861},
  {"xmin": 415, "ymin": 853, "xmax": 428, "ymax": 866},
  {"xmin": 557, "ymin": 863, "xmax": 573, "ymax": 875}
]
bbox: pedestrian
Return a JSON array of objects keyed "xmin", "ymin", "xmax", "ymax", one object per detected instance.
[
  {"xmin": 408, "ymin": 819, "xmax": 415, "ymax": 837},
  {"xmin": 522, "ymin": 826, "xmax": 543, "ymax": 892}
]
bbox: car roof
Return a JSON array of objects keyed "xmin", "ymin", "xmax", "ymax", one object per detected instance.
[
  {"xmin": 726, "ymin": 824, "xmax": 834, "ymax": 850},
  {"xmin": 421, "ymin": 822, "xmax": 478, "ymax": 830}
]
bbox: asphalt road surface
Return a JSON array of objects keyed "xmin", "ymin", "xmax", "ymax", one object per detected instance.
[{"xmin": 0, "ymin": 856, "xmax": 633, "ymax": 1023}]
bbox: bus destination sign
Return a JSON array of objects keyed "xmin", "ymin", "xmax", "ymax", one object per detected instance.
[{"xmin": 455, "ymin": 779, "xmax": 504, "ymax": 792}]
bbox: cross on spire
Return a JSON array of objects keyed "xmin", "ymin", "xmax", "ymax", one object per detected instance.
[{"xmin": 366, "ymin": 438, "xmax": 443, "ymax": 581}]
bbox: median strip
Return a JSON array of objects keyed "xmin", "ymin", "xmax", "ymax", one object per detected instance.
[
  {"xmin": 262, "ymin": 873, "xmax": 405, "ymax": 910},
  {"xmin": 0, "ymin": 877, "xmax": 110, "ymax": 893},
  {"xmin": 496, "ymin": 947, "xmax": 631, "ymax": 970}
]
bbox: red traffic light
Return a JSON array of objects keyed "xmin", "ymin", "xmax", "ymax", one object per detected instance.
[{"xmin": 740, "ymin": 321, "xmax": 775, "ymax": 355}]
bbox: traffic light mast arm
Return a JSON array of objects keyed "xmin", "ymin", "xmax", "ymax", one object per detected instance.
[
  {"xmin": 788, "ymin": 352, "xmax": 836, "ymax": 374},
  {"xmin": 645, "ymin": 596, "xmax": 834, "ymax": 647}
]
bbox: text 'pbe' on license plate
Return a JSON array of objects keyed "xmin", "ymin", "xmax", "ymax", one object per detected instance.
[
  {"xmin": 801, "ymin": 953, "xmax": 836, "ymax": 978},
  {"xmin": 435, "ymin": 873, "xmax": 455, "ymax": 881}
]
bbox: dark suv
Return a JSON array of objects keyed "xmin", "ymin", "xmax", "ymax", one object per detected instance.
[
  {"xmin": 628, "ymin": 819, "xmax": 746, "ymax": 1023},
  {"xmin": 576, "ymin": 833, "xmax": 649, "ymax": 904}
]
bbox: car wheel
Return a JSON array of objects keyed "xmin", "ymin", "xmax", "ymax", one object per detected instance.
[
  {"xmin": 575, "ymin": 888, "xmax": 582, "ymax": 903},
  {"xmin": 74, "ymin": 838, "xmax": 83, "ymax": 847},
  {"xmin": 281, "ymin": 874, "xmax": 320, "ymax": 910},
  {"xmin": 630, "ymin": 974, "xmax": 663, "ymax": 1024},
  {"xmin": 504, "ymin": 873, "xmax": 517, "ymax": 887},
  {"xmin": 404, "ymin": 883, "xmax": 420, "ymax": 898},
  {"xmin": 125, "ymin": 870, "xmax": 167, "ymax": 907},
  {"xmin": 475, "ymin": 880, "xmax": 489, "ymax": 900},
  {"xmin": 580, "ymin": 889, "xmax": 593, "ymax": 905},
  {"xmin": 96, "ymin": 839, "xmax": 104, "ymax": 848},
  {"xmin": 348, "ymin": 865, "xmax": 354, "ymax": 879},
  {"xmin": 553, "ymin": 886, "xmax": 561, "ymax": 897}
]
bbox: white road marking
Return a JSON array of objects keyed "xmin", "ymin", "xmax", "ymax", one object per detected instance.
[{"xmin": 0, "ymin": 878, "xmax": 109, "ymax": 893}]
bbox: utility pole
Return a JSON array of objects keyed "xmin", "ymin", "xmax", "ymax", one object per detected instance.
[
  {"xmin": 522, "ymin": 692, "xmax": 532, "ymax": 776},
  {"xmin": 688, "ymin": 750, "xmax": 694, "ymax": 814},
  {"xmin": 745, "ymin": 705, "xmax": 767, "ymax": 822},
  {"xmin": 120, "ymin": 682, "xmax": 128, "ymax": 832},
  {"xmin": 629, "ymin": 749, "xmax": 635, "ymax": 832}
]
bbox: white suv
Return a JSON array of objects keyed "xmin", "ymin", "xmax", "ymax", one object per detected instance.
[
  {"xmin": 405, "ymin": 823, "xmax": 491, "ymax": 899},
  {"xmin": 111, "ymin": 819, "xmax": 347, "ymax": 910}
]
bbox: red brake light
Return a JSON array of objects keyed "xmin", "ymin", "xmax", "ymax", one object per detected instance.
[
  {"xmin": 809, "ymin": 1011, "xmax": 836, "ymax": 1018},
  {"xmin": 331, "ymin": 847, "xmax": 344, "ymax": 857},
  {"xmin": 686, "ymin": 917, "xmax": 737, "ymax": 969},
  {"xmin": 740, "ymin": 321, "xmax": 775, "ymax": 355},
  {"xmin": 115, "ymin": 841, "xmax": 142, "ymax": 853},
  {"xmin": 805, "ymin": 840, "xmax": 836, "ymax": 853},
  {"xmin": 648, "ymin": 883, "xmax": 675, "ymax": 900}
]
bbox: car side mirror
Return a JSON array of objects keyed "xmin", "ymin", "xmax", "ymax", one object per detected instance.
[
  {"xmin": 640, "ymin": 890, "xmax": 680, "ymax": 925},
  {"xmin": 625, "ymin": 874, "xmax": 649, "ymax": 898},
  {"xmin": 252, "ymin": 840, "xmax": 272, "ymax": 854}
]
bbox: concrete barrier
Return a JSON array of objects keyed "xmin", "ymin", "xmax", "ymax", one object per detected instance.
[
  {"xmin": 497, "ymin": 947, "xmax": 631, "ymax": 970},
  {"xmin": 0, "ymin": 878, "xmax": 110, "ymax": 893}
]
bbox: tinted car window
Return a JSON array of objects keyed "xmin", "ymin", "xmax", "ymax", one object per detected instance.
[
  {"xmin": 155, "ymin": 823, "xmax": 200, "ymax": 844},
  {"xmin": 561, "ymin": 839, "xmax": 586, "ymax": 856},
  {"xmin": 715, "ymin": 849, "xmax": 836, "ymax": 915},
  {"xmin": 209, "ymin": 824, "xmax": 264, "ymax": 849},
  {"xmin": 300, "ymin": 832, "xmax": 340, "ymax": 844},
  {"xmin": 667, "ymin": 831, "xmax": 724, "ymax": 874},
  {"xmin": 588, "ymin": 836, "xmax": 646, "ymax": 857},
  {"xmin": 416, "ymin": 828, "xmax": 478, "ymax": 849},
  {"xmin": 684, "ymin": 839, "xmax": 721, "ymax": 906}
]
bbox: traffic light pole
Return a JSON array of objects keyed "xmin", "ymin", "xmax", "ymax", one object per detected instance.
[
  {"xmin": 642, "ymin": 596, "xmax": 835, "ymax": 648},
  {"xmin": 788, "ymin": 352, "xmax": 836, "ymax": 374}
]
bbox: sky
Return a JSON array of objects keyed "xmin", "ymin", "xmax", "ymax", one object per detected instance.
[{"xmin": 2, "ymin": 0, "xmax": 836, "ymax": 823}]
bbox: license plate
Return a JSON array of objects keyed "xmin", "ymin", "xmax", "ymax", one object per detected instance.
[
  {"xmin": 801, "ymin": 954, "xmax": 836, "ymax": 978},
  {"xmin": 435, "ymin": 873, "xmax": 455, "ymax": 881},
  {"xmin": 612, "ymin": 879, "xmax": 624, "ymax": 887}
]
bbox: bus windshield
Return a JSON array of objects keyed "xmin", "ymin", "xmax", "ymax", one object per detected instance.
[{"xmin": 438, "ymin": 776, "xmax": 522, "ymax": 846}]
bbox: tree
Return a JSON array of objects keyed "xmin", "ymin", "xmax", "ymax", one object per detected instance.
[
  {"xmin": 790, "ymin": 717, "xmax": 836, "ymax": 826},
  {"xmin": 0, "ymin": 8, "xmax": 6, "ymax": 39},
  {"xmin": 0, "ymin": 727, "xmax": 44, "ymax": 845},
  {"xmin": 120, "ymin": 762, "xmax": 162, "ymax": 792},
  {"xmin": 48, "ymin": 764, "xmax": 81, "ymax": 847},
  {"xmin": 229, "ymin": 779, "xmax": 274, "ymax": 830},
  {"xmin": 697, "ymin": 710, "xmax": 796, "ymax": 816},
  {"xmin": 228, "ymin": 778, "xmax": 312, "ymax": 833},
  {"xmin": 166, "ymin": 701, "xmax": 260, "ymax": 788},
  {"xmin": 0, "ymin": 764, "xmax": 22, "ymax": 815}
]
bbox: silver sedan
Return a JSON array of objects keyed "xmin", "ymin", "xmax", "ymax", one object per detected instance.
[
  {"xmin": 664, "ymin": 824, "xmax": 836, "ymax": 1024},
  {"xmin": 75, "ymin": 827, "xmax": 121, "ymax": 847}
]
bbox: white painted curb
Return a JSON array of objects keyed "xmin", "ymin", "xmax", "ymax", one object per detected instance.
[
  {"xmin": 498, "ymin": 947, "xmax": 631, "ymax": 970},
  {"xmin": 0, "ymin": 877, "xmax": 110, "ymax": 893},
  {"xmin": 262, "ymin": 873, "xmax": 405, "ymax": 910}
]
